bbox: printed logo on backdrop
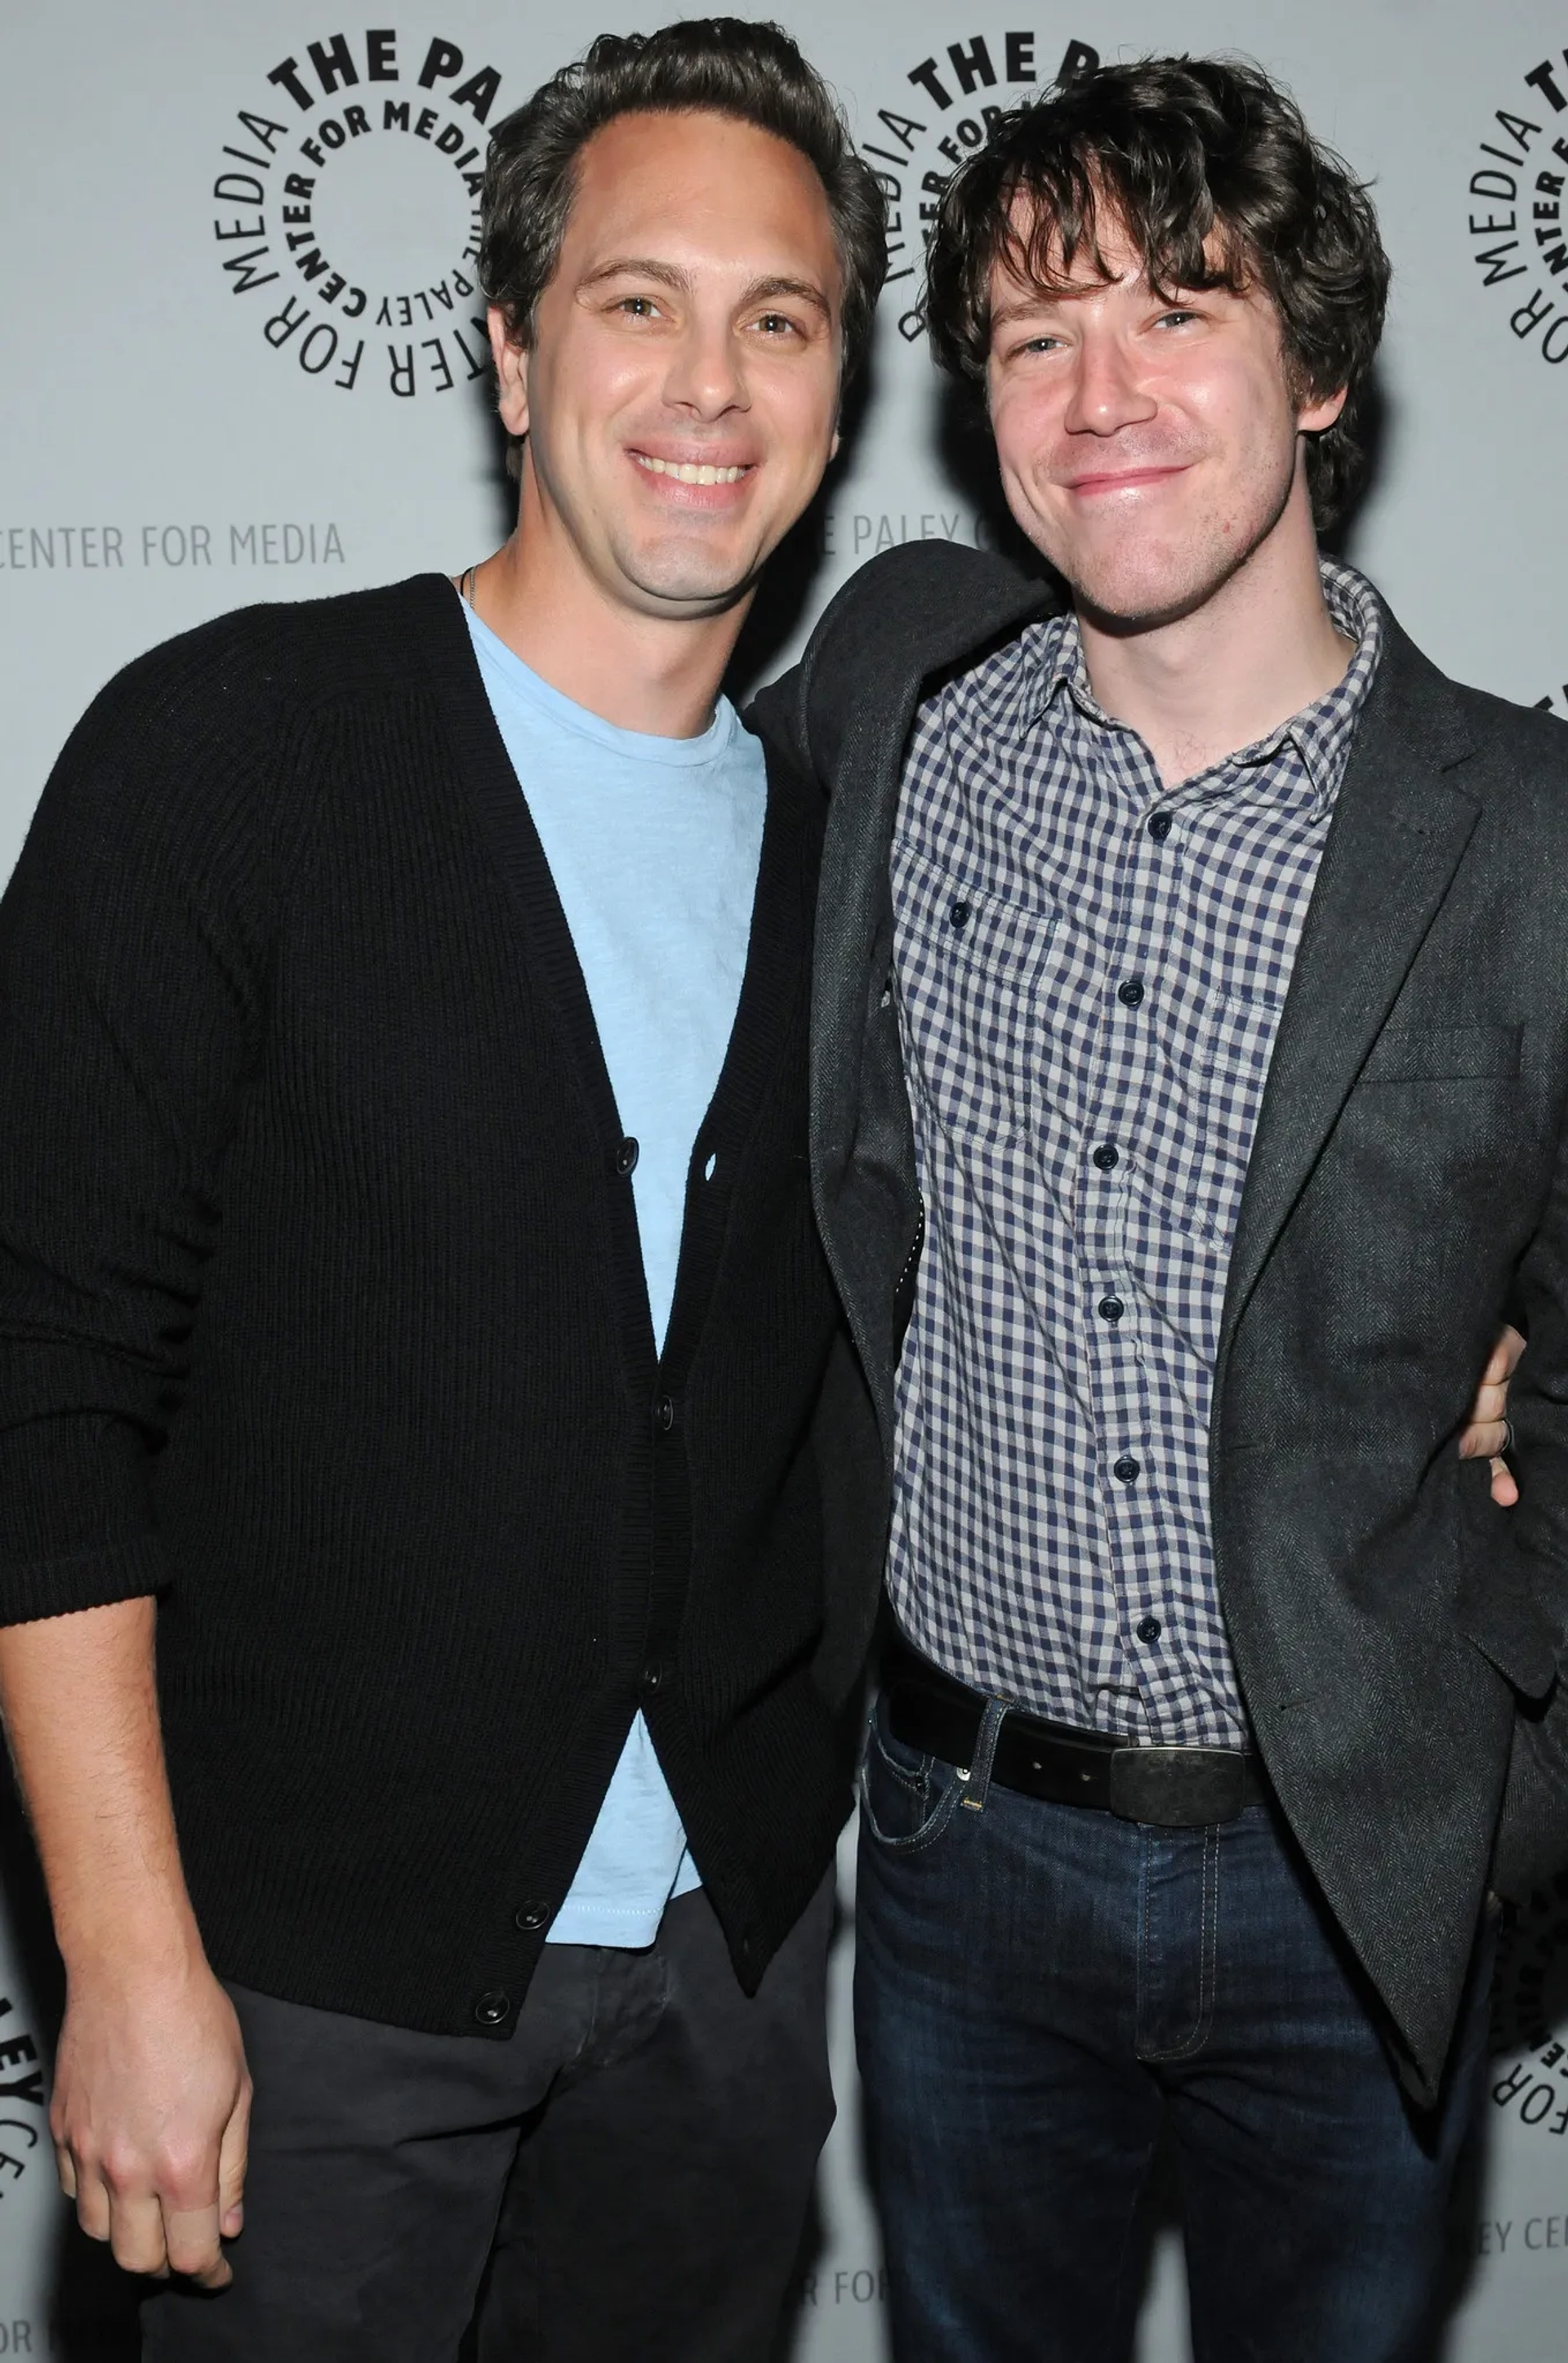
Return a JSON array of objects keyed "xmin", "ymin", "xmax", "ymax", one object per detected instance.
[
  {"xmin": 0, "ymin": 1990, "xmax": 45, "ymax": 2195},
  {"xmin": 862, "ymin": 27, "xmax": 1099, "ymax": 343},
  {"xmin": 1489, "ymin": 1868, "xmax": 1568, "ymax": 2146},
  {"xmin": 835, "ymin": 29, "xmax": 1097, "ymax": 563},
  {"xmin": 1466, "ymin": 44, "xmax": 1568, "ymax": 368},
  {"xmin": 211, "ymin": 29, "xmax": 510, "ymax": 399}
]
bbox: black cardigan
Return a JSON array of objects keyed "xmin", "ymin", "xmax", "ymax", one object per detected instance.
[{"xmin": 0, "ymin": 575, "xmax": 859, "ymax": 2035}]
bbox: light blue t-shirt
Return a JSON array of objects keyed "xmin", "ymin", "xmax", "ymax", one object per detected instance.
[{"xmin": 463, "ymin": 602, "xmax": 766, "ymax": 1946}]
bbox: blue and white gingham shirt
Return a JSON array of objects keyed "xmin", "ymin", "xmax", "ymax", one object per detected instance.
[{"xmin": 887, "ymin": 561, "xmax": 1383, "ymax": 1745}]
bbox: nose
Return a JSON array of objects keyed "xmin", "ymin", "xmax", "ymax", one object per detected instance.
[
  {"xmin": 662, "ymin": 314, "xmax": 751, "ymax": 421},
  {"xmin": 1062, "ymin": 328, "xmax": 1156, "ymax": 438}
]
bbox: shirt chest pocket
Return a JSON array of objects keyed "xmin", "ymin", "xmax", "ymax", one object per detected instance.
[{"xmin": 893, "ymin": 847, "xmax": 1060, "ymax": 1143}]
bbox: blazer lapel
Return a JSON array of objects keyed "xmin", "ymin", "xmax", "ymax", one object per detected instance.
[{"xmin": 1216, "ymin": 620, "xmax": 1481, "ymax": 1384}]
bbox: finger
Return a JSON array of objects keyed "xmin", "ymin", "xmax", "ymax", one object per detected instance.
[
  {"xmin": 1459, "ymin": 1420, "xmax": 1508, "ymax": 1460},
  {"xmin": 217, "ymin": 2083, "xmax": 250, "ymax": 2240},
  {"xmin": 54, "ymin": 2143, "xmax": 78, "ymax": 2202},
  {"xmin": 72, "ymin": 2160, "xmax": 112, "ymax": 2244},
  {"xmin": 1479, "ymin": 1326, "xmax": 1526, "ymax": 1386},
  {"xmin": 1490, "ymin": 1456, "xmax": 1520, "ymax": 1509},
  {"xmin": 106, "ymin": 2187, "xmax": 172, "ymax": 2279},
  {"xmin": 1469, "ymin": 1380, "xmax": 1509, "ymax": 1424},
  {"xmin": 162, "ymin": 2200, "xmax": 233, "ymax": 2289}
]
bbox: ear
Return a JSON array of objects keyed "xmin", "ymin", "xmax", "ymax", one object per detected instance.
[
  {"xmin": 829, "ymin": 425, "xmax": 841, "ymax": 463},
  {"xmin": 488, "ymin": 304, "xmax": 530, "ymax": 440},
  {"xmin": 1298, "ymin": 381, "xmax": 1348, "ymax": 435}
]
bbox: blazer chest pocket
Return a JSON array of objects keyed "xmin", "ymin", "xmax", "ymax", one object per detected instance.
[{"xmin": 1359, "ymin": 1023, "xmax": 1521, "ymax": 1085}]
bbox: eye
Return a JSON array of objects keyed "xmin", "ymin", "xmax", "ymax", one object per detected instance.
[
  {"xmin": 1153, "ymin": 306, "xmax": 1200, "ymax": 329},
  {"xmin": 615, "ymin": 294, "xmax": 662, "ymax": 320},
  {"xmin": 751, "ymin": 310, "xmax": 803, "ymax": 337}
]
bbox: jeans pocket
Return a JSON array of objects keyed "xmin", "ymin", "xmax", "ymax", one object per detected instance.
[{"xmin": 858, "ymin": 1701, "xmax": 964, "ymax": 1853}]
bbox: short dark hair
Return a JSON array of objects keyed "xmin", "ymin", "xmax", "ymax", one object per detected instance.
[
  {"xmin": 924, "ymin": 56, "xmax": 1390, "ymax": 531},
  {"xmin": 480, "ymin": 18, "xmax": 886, "ymax": 468}
]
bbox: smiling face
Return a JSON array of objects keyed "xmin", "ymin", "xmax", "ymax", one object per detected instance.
[
  {"xmin": 986, "ymin": 210, "xmax": 1346, "ymax": 631},
  {"xmin": 492, "ymin": 109, "xmax": 844, "ymax": 622}
]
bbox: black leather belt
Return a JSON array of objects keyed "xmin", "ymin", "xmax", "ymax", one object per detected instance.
[{"xmin": 882, "ymin": 1643, "xmax": 1268, "ymax": 1828}]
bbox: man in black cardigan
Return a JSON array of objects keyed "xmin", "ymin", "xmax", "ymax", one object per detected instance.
[
  {"xmin": 754, "ymin": 56, "xmax": 1560, "ymax": 2363},
  {"xmin": 0, "ymin": 24, "xmax": 888, "ymax": 2359}
]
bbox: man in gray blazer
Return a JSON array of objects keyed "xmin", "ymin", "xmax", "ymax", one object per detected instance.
[{"xmin": 757, "ymin": 55, "xmax": 1564, "ymax": 2363}]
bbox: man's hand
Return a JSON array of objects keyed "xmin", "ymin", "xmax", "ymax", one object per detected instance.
[
  {"xmin": 1459, "ymin": 1322, "xmax": 1525, "ymax": 1508},
  {"xmin": 51, "ymin": 1953, "xmax": 250, "ymax": 2285},
  {"xmin": 0, "ymin": 1598, "xmax": 249, "ymax": 2286},
  {"xmin": 52, "ymin": 1946, "xmax": 251, "ymax": 2277}
]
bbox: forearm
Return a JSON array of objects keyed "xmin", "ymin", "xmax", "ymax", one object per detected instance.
[{"xmin": 0, "ymin": 1597, "xmax": 203, "ymax": 1978}]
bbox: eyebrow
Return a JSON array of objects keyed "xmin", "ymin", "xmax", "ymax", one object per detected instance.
[
  {"xmin": 990, "ymin": 281, "xmax": 1128, "ymax": 328},
  {"xmin": 579, "ymin": 256, "xmax": 691, "ymax": 295},
  {"xmin": 578, "ymin": 258, "xmax": 833, "ymax": 320},
  {"xmin": 744, "ymin": 274, "xmax": 833, "ymax": 321}
]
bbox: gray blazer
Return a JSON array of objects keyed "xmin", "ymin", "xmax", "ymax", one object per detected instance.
[{"xmin": 755, "ymin": 541, "xmax": 1568, "ymax": 2107}]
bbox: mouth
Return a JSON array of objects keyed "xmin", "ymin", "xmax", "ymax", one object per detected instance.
[
  {"xmin": 1064, "ymin": 464, "xmax": 1191, "ymax": 495},
  {"xmin": 631, "ymin": 453, "xmax": 754, "ymax": 487}
]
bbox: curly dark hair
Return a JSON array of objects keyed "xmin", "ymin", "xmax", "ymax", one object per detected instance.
[
  {"xmin": 924, "ymin": 56, "xmax": 1390, "ymax": 531},
  {"xmin": 480, "ymin": 19, "xmax": 887, "ymax": 476}
]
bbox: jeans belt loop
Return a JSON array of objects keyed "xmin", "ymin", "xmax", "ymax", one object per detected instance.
[{"xmin": 959, "ymin": 1695, "xmax": 1009, "ymax": 1812}]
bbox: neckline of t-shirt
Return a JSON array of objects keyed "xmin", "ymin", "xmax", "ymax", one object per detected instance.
[{"xmin": 460, "ymin": 596, "xmax": 739, "ymax": 770}]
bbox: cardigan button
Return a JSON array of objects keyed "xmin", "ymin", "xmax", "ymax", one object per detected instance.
[
  {"xmin": 514, "ymin": 1900, "xmax": 552, "ymax": 1932},
  {"xmin": 614, "ymin": 1136, "xmax": 639, "ymax": 1177},
  {"xmin": 642, "ymin": 1661, "xmax": 670, "ymax": 1696},
  {"xmin": 473, "ymin": 1989, "xmax": 512, "ymax": 2027},
  {"xmin": 653, "ymin": 1394, "xmax": 675, "ymax": 1433}
]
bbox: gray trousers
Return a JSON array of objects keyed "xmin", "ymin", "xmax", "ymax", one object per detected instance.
[{"xmin": 142, "ymin": 1878, "xmax": 835, "ymax": 2362}]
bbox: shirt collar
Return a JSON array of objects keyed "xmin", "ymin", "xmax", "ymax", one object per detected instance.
[{"xmin": 1020, "ymin": 558, "xmax": 1383, "ymax": 818}]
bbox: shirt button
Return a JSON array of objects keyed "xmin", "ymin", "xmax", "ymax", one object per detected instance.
[
  {"xmin": 513, "ymin": 1900, "xmax": 552, "ymax": 1932},
  {"xmin": 1092, "ymin": 1144, "xmax": 1120, "ymax": 1172},
  {"xmin": 653, "ymin": 1394, "xmax": 675, "ymax": 1433},
  {"xmin": 949, "ymin": 898, "xmax": 973, "ymax": 933},
  {"xmin": 473, "ymin": 1989, "xmax": 512, "ymax": 2027},
  {"xmin": 1136, "ymin": 1615, "xmax": 1163, "ymax": 1643},
  {"xmin": 1147, "ymin": 811, "xmax": 1174, "ymax": 841},
  {"xmin": 1098, "ymin": 1296, "xmax": 1125, "ymax": 1323},
  {"xmin": 614, "ymin": 1136, "xmax": 639, "ymax": 1177},
  {"xmin": 1113, "ymin": 1455, "xmax": 1141, "ymax": 1484},
  {"xmin": 1117, "ymin": 979, "xmax": 1145, "ymax": 1008}
]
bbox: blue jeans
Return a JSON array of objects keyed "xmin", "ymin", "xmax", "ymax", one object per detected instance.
[{"xmin": 854, "ymin": 1689, "xmax": 1494, "ymax": 2363}]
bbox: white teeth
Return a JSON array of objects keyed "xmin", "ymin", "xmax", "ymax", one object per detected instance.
[{"xmin": 635, "ymin": 455, "xmax": 747, "ymax": 484}]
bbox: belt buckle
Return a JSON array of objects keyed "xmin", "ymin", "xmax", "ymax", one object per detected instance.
[{"xmin": 1107, "ymin": 1745, "xmax": 1245, "ymax": 1827}]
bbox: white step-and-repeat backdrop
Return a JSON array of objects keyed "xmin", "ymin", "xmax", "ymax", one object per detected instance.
[{"xmin": 2, "ymin": 2, "xmax": 1568, "ymax": 2354}]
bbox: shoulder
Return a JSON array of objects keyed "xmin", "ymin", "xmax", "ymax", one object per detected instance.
[
  {"xmin": 1364, "ymin": 603, "xmax": 1568, "ymax": 818},
  {"xmin": 749, "ymin": 542, "xmax": 1054, "ymax": 781},
  {"xmin": 804, "ymin": 542, "xmax": 1047, "ymax": 675},
  {"xmin": 82, "ymin": 574, "xmax": 453, "ymax": 756},
  {"xmin": 25, "ymin": 577, "xmax": 459, "ymax": 908},
  {"xmin": 1448, "ymin": 682, "xmax": 1568, "ymax": 780}
]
